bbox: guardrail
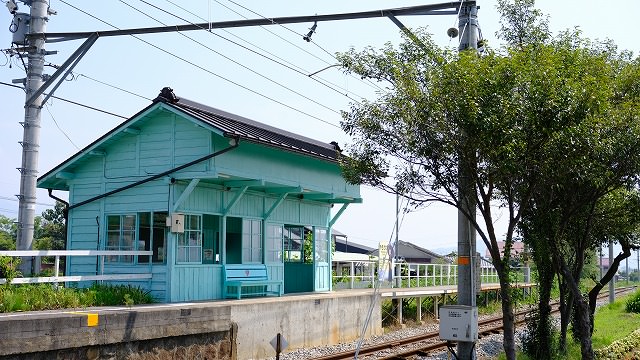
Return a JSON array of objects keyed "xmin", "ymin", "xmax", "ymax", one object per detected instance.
[{"xmin": 0, "ymin": 250, "xmax": 153, "ymax": 285}]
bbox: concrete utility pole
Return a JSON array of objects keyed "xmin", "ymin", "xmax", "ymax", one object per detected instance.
[
  {"xmin": 456, "ymin": 2, "xmax": 479, "ymax": 360},
  {"xmin": 14, "ymin": 0, "xmax": 51, "ymax": 275}
]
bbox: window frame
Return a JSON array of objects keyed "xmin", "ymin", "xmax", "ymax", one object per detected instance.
[
  {"xmin": 241, "ymin": 218, "xmax": 263, "ymax": 264},
  {"xmin": 105, "ymin": 214, "xmax": 137, "ymax": 263},
  {"xmin": 176, "ymin": 214, "xmax": 203, "ymax": 264}
]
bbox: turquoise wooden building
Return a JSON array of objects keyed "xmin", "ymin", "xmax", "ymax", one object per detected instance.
[{"xmin": 37, "ymin": 87, "xmax": 361, "ymax": 302}]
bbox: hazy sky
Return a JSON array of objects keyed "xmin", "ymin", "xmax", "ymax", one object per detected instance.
[{"xmin": 1, "ymin": 1, "xmax": 637, "ymax": 254}]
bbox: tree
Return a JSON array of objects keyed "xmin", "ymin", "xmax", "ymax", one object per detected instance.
[
  {"xmin": 336, "ymin": 29, "xmax": 553, "ymax": 360},
  {"xmin": 0, "ymin": 215, "xmax": 17, "ymax": 251},
  {"xmin": 337, "ymin": 3, "xmax": 640, "ymax": 359},
  {"xmin": 33, "ymin": 201, "xmax": 67, "ymax": 251}
]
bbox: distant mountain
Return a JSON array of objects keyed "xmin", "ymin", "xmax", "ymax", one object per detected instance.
[
  {"xmin": 432, "ymin": 246, "xmax": 456, "ymax": 256},
  {"xmin": 432, "ymin": 243, "xmax": 489, "ymax": 257}
]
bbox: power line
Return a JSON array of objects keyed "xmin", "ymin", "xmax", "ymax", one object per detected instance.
[
  {"xmin": 123, "ymin": 0, "xmax": 342, "ymax": 118},
  {"xmin": 0, "ymin": 81, "xmax": 129, "ymax": 119},
  {"xmin": 59, "ymin": 0, "xmax": 341, "ymax": 129},
  {"xmin": 223, "ymin": 0, "xmax": 385, "ymax": 92},
  {"xmin": 0, "ymin": 195, "xmax": 55, "ymax": 207},
  {"xmin": 44, "ymin": 103, "xmax": 80, "ymax": 150},
  {"xmin": 162, "ymin": 0, "xmax": 365, "ymax": 102}
]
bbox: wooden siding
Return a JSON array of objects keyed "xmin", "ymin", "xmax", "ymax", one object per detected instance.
[
  {"xmin": 174, "ymin": 119, "xmax": 210, "ymax": 172},
  {"xmin": 225, "ymin": 192, "xmax": 263, "ymax": 218},
  {"xmin": 139, "ymin": 114, "xmax": 173, "ymax": 175},
  {"xmin": 212, "ymin": 140, "xmax": 359, "ymax": 199},
  {"xmin": 104, "ymin": 134, "xmax": 138, "ymax": 178},
  {"xmin": 103, "ymin": 180, "xmax": 168, "ymax": 213},
  {"xmin": 174, "ymin": 183, "xmax": 223, "ymax": 213},
  {"xmin": 170, "ymin": 265, "xmax": 223, "ymax": 302}
]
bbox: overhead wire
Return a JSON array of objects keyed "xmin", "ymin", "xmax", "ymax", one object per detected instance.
[
  {"xmin": 162, "ymin": 0, "xmax": 364, "ymax": 102},
  {"xmin": 44, "ymin": 103, "xmax": 80, "ymax": 150},
  {"xmin": 0, "ymin": 81, "xmax": 129, "ymax": 119},
  {"xmin": 0, "ymin": 195, "xmax": 55, "ymax": 207},
  {"xmin": 58, "ymin": 0, "xmax": 340, "ymax": 129},
  {"xmin": 125, "ymin": 0, "xmax": 342, "ymax": 118},
  {"xmin": 222, "ymin": 0, "xmax": 385, "ymax": 92}
]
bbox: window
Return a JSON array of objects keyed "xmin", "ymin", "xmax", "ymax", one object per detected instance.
[
  {"xmin": 138, "ymin": 212, "xmax": 167, "ymax": 264},
  {"xmin": 106, "ymin": 214, "xmax": 136, "ymax": 263},
  {"xmin": 314, "ymin": 227, "xmax": 329, "ymax": 263},
  {"xmin": 283, "ymin": 225, "xmax": 312, "ymax": 263},
  {"xmin": 242, "ymin": 219, "xmax": 262, "ymax": 263},
  {"xmin": 265, "ymin": 224, "xmax": 283, "ymax": 263},
  {"xmin": 177, "ymin": 215, "xmax": 202, "ymax": 263}
]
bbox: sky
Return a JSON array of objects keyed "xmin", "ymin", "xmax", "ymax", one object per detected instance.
[{"xmin": 1, "ymin": 0, "xmax": 639, "ymax": 257}]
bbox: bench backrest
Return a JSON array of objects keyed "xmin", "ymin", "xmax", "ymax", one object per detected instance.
[{"xmin": 224, "ymin": 264, "xmax": 269, "ymax": 282}]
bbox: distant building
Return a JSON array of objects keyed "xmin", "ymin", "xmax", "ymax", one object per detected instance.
[
  {"xmin": 332, "ymin": 229, "xmax": 375, "ymax": 254},
  {"xmin": 485, "ymin": 241, "xmax": 526, "ymax": 259},
  {"xmin": 369, "ymin": 240, "xmax": 449, "ymax": 264}
]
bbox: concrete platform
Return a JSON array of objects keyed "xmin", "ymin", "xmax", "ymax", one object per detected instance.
[{"xmin": 0, "ymin": 290, "xmax": 382, "ymax": 360}]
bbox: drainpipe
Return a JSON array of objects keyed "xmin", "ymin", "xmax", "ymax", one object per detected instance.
[
  {"xmin": 68, "ymin": 137, "xmax": 240, "ymax": 210},
  {"xmin": 47, "ymin": 189, "xmax": 69, "ymax": 247},
  {"xmin": 47, "ymin": 189, "xmax": 70, "ymax": 276}
]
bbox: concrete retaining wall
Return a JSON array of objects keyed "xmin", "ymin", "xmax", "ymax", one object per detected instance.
[
  {"xmin": 230, "ymin": 291, "xmax": 382, "ymax": 360},
  {"xmin": 0, "ymin": 304, "xmax": 234, "ymax": 359},
  {"xmin": 0, "ymin": 291, "xmax": 382, "ymax": 360}
]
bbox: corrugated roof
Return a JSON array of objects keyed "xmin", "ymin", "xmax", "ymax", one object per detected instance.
[{"xmin": 158, "ymin": 89, "xmax": 341, "ymax": 163}]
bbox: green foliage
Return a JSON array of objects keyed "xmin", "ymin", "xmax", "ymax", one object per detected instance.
[
  {"xmin": 0, "ymin": 256, "xmax": 21, "ymax": 283},
  {"xmin": 0, "ymin": 215, "xmax": 16, "ymax": 250},
  {"xmin": 625, "ymin": 290, "xmax": 640, "ymax": 313},
  {"xmin": 521, "ymin": 308, "xmax": 560, "ymax": 359},
  {"xmin": 89, "ymin": 284, "xmax": 155, "ymax": 306},
  {"xmin": 0, "ymin": 283, "xmax": 154, "ymax": 312}
]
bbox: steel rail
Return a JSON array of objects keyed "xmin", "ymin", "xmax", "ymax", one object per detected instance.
[{"xmin": 309, "ymin": 286, "xmax": 637, "ymax": 360}]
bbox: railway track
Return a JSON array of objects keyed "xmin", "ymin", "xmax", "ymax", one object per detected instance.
[{"xmin": 309, "ymin": 286, "xmax": 637, "ymax": 360}]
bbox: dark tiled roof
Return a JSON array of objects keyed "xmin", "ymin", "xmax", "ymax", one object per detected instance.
[{"xmin": 157, "ymin": 89, "xmax": 341, "ymax": 163}]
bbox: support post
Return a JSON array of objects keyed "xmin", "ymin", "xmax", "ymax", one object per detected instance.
[
  {"xmin": 609, "ymin": 241, "xmax": 615, "ymax": 304},
  {"xmin": 16, "ymin": 0, "xmax": 50, "ymax": 275},
  {"xmin": 456, "ymin": 2, "xmax": 479, "ymax": 359},
  {"xmin": 416, "ymin": 297, "xmax": 422, "ymax": 324}
]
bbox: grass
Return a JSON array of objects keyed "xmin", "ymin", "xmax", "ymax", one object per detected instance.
[
  {"xmin": 592, "ymin": 293, "xmax": 640, "ymax": 349},
  {"xmin": 0, "ymin": 283, "xmax": 155, "ymax": 312}
]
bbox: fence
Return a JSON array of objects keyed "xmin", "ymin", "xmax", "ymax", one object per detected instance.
[
  {"xmin": 332, "ymin": 258, "xmax": 530, "ymax": 290},
  {"xmin": 0, "ymin": 250, "xmax": 153, "ymax": 285}
]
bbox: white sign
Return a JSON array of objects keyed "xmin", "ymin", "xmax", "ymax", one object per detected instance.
[{"xmin": 270, "ymin": 333, "xmax": 288, "ymax": 352}]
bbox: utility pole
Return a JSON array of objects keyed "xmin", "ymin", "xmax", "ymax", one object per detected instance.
[
  {"xmin": 13, "ymin": 0, "xmax": 53, "ymax": 275},
  {"xmin": 456, "ymin": 2, "xmax": 478, "ymax": 360}
]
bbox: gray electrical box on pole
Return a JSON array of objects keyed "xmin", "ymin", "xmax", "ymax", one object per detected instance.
[
  {"xmin": 12, "ymin": 0, "xmax": 53, "ymax": 275},
  {"xmin": 456, "ymin": 2, "xmax": 479, "ymax": 360}
]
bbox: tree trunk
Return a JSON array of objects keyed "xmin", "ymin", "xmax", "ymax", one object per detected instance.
[
  {"xmin": 534, "ymin": 267, "xmax": 554, "ymax": 359},
  {"xmin": 559, "ymin": 261, "xmax": 594, "ymax": 360},
  {"xmin": 574, "ymin": 297, "xmax": 595, "ymax": 360},
  {"xmin": 559, "ymin": 277, "xmax": 573, "ymax": 353},
  {"xmin": 588, "ymin": 244, "xmax": 633, "ymax": 334},
  {"xmin": 499, "ymin": 273, "xmax": 517, "ymax": 360}
]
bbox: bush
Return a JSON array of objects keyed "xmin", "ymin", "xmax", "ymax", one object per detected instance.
[
  {"xmin": 0, "ymin": 283, "xmax": 154, "ymax": 312},
  {"xmin": 0, "ymin": 256, "xmax": 21, "ymax": 283},
  {"xmin": 625, "ymin": 290, "xmax": 640, "ymax": 313}
]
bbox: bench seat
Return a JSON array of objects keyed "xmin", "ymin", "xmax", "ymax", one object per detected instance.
[{"xmin": 223, "ymin": 264, "xmax": 283, "ymax": 299}]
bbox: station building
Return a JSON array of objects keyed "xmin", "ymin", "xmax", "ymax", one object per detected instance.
[{"xmin": 37, "ymin": 87, "xmax": 362, "ymax": 302}]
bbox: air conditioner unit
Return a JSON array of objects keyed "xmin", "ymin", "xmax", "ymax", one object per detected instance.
[{"xmin": 439, "ymin": 305, "xmax": 478, "ymax": 342}]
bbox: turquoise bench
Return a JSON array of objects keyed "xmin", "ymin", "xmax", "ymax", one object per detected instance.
[{"xmin": 223, "ymin": 264, "xmax": 283, "ymax": 299}]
